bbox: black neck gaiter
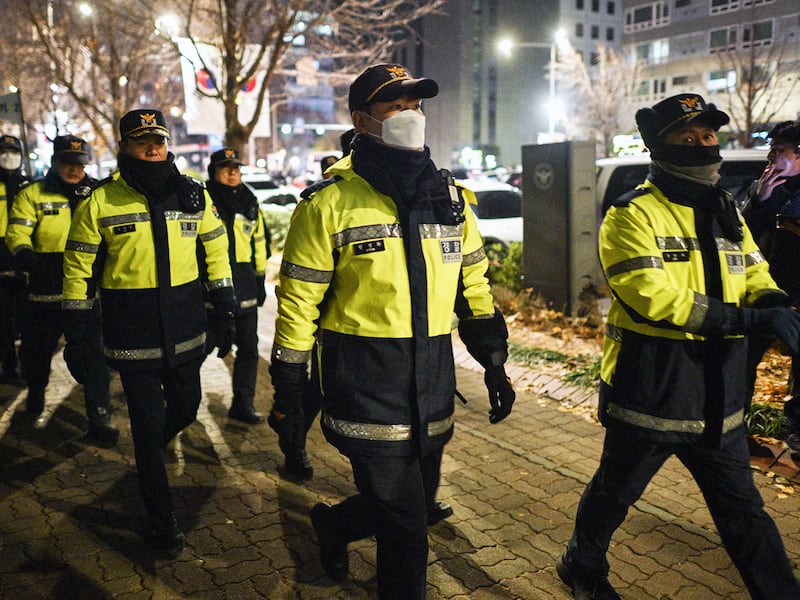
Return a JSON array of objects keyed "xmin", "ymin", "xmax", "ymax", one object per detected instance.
[
  {"xmin": 351, "ymin": 134, "xmax": 432, "ymax": 203},
  {"xmin": 118, "ymin": 152, "xmax": 176, "ymax": 199}
]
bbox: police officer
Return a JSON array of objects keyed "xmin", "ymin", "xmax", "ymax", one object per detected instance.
[
  {"xmin": 0, "ymin": 135, "xmax": 28, "ymax": 384},
  {"xmin": 205, "ymin": 147, "xmax": 269, "ymax": 424},
  {"xmin": 270, "ymin": 63, "xmax": 515, "ymax": 599},
  {"xmin": 62, "ymin": 109, "xmax": 236, "ymax": 555},
  {"xmin": 7, "ymin": 135, "xmax": 117, "ymax": 442},
  {"xmin": 557, "ymin": 94, "xmax": 800, "ymax": 600}
]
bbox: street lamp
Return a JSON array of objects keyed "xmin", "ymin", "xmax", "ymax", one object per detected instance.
[{"xmin": 497, "ymin": 29, "xmax": 567, "ymax": 135}]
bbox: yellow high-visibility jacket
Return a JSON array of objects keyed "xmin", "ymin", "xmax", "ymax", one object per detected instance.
[
  {"xmin": 206, "ymin": 182, "xmax": 269, "ymax": 314},
  {"xmin": 63, "ymin": 170, "xmax": 233, "ymax": 370},
  {"xmin": 7, "ymin": 174, "xmax": 94, "ymax": 303},
  {"xmin": 273, "ymin": 155, "xmax": 502, "ymax": 456},
  {"xmin": 0, "ymin": 177, "xmax": 27, "ymax": 277},
  {"xmin": 599, "ymin": 178, "xmax": 785, "ymax": 443}
]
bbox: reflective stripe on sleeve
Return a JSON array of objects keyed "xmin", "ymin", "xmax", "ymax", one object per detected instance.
[
  {"xmin": 462, "ymin": 246, "xmax": 487, "ymax": 266},
  {"xmin": 605, "ymin": 255, "xmax": 663, "ymax": 277},
  {"xmin": 271, "ymin": 344, "xmax": 311, "ymax": 364},
  {"xmin": 65, "ymin": 240, "xmax": 100, "ymax": 254},
  {"xmin": 280, "ymin": 260, "xmax": 333, "ymax": 284},
  {"xmin": 200, "ymin": 225, "xmax": 226, "ymax": 242},
  {"xmin": 206, "ymin": 277, "xmax": 234, "ymax": 291}
]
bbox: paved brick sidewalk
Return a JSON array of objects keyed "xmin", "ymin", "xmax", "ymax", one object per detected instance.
[{"xmin": 1, "ymin": 291, "xmax": 799, "ymax": 598}]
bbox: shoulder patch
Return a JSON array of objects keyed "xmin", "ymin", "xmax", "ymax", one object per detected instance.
[
  {"xmin": 608, "ymin": 187, "xmax": 650, "ymax": 212},
  {"xmin": 300, "ymin": 176, "xmax": 341, "ymax": 200}
]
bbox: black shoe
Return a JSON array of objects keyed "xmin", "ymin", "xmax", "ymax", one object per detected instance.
[
  {"xmin": 556, "ymin": 553, "xmax": 620, "ymax": 600},
  {"xmin": 285, "ymin": 449, "xmax": 314, "ymax": 481},
  {"xmin": 228, "ymin": 405, "xmax": 265, "ymax": 424},
  {"xmin": 145, "ymin": 513, "xmax": 186, "ymax": 557},
  {"xmin": 24, "ymin": 387, "xmax": 45, "ymax": 415},
  {"xmin": 310, "ymin": 503, "xmax": 348, "ymax": 581},
  {"xmin": 427, "ymin": 500, "xmax": 454, "ymax": 526},
  {"xmin": 87, "ymin": 407, "xmax": 120, "ymax": 445}
]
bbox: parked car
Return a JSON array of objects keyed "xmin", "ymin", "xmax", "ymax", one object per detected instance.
[
  {"xmin": 241, "ymin": 173, "xmax": 301, "ymax": 208},
  {"xmin": 459, "ymin": 178, "xmax": 523, "ymax": 249}
]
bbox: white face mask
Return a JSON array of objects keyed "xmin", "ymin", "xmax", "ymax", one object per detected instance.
[
  {"xmin": 366, "ymin": 110, "xmax": 426, "ymax": 151},
  {"xmin": 0, "ymin": 151, "xmax": 21, "ymax": 171}
]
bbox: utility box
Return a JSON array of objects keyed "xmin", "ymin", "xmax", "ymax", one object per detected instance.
[{"xmin": 521, "ymin": 141, "xmax": 598, "ymax": 315}]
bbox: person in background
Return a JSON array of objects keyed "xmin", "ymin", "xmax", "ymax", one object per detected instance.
[
  {"xmin": 269, "ymin": 63, "xmax": 515, "ymax": 599},
  {"xmin": 0, "ymin": 135, "xmax": 28, "ymax": 384},
  {"xmin": 7, "ymin": 135, "xmax": 118, "ymax": 443},
  {"xmin": 741, "ymin": 120, "xmax": 800, "ymax": 446},
  {"xmin": 62, "ymin": 109, "xmax": 236, "ymax": 555},
  {"xmin": 557, "ymin": 94, "xmax": 800, "ymax": 600},
  {"xmin": 319, "ymin": 154, "xmax": 338, "ymax": 178},
  {"xmin": 204, "ymin": 147, "xmax": 270, "ymax": 424}
]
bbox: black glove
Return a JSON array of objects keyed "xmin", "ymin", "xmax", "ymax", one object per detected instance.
[
  {"xmin": 484, "ymin": 365, "xmax": 515, "ymax": 424},
  {"xmin": 256, "ymin": 275, "xmax": 267, "ymax": 307},
  {"xmin": 744, "ymin": 307, "xmax": 800, "ymax": 355},
  {"xmin": 210, "ymin": 312, "xmax": 236, "ymax": 358},
  {"xmin": 268, "ymin": 358, "xmax": 309, "ymax": 454},
  {"xmin": 63, "ymin": 342, "xmax": 90, "ymax": 384},
  {"xmin": 15, "ymin": 248, "xmax": 37, "ymax": 273}
]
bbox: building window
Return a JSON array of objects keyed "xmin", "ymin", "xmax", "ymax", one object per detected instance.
[
  {"xmin": 607, "ymin": 1, "xmax": 615, "ymax": 14},
  {"xmin": 709, "ymin": 27, "xmax": 736, "ymax": 51},
  {"xmin": 606, "ymin": 27, "xmax": 614, "ymax": 41},
  {"xmin": 575, "ymin": 23, "xmax": 584, "ymax": 37},
  {"xmin": 624, "ymin": 1, "xmax": 670, "ymax": 33},
  {"xmin": 576, "ymin": 0, "xmax": 584, "ymax": 9},
  {"xmin": 710, "ymin": 0, "xmax": 739, "ymax": 14},
  {"xmin": 635, "ymin": 39, "xmax": 670, "ymax": 65},
  {"xmin": 672, "ymin": 75, "xmax": 688, "ymax": 85},
  {"xmin": 708, "ymin": 69, "xmax": 736, "ymax": 92},
  {"xmin": 743, "ymin": 20, "xmax": 773, "ymax": 47},
  {"xmin": 591, "ymin": 25, "xmax": 599, "ymax": 39},
  {"xmin": 591, "ymin": 0, "xmax": 600, "ymax": 11},
  {"xmin": 675, "ymin": 0, "xmax": 690, "ymax": 6}
]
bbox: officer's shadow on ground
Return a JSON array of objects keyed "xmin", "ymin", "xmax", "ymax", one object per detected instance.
[
  {"xmin": 0, "ymin": 386, "xmax": 111, "ymax": 500},
  {"xmin": 427, "ymin": 522, "xmax": 522, "ymax": 598},
  {"xmin": 36, "ymin": 471, "xmax": 217, "ymax": 578}
]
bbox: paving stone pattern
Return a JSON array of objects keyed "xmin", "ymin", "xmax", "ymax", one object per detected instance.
[{"xmin": 1, "ymin": 288, "xmax": 800, "ymax": 599}]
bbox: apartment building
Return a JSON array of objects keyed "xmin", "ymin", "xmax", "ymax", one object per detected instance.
[
  {"xmin": 622, "ymin": 0, "xmax": 800, "ymax": 141},
  {"xmin": 411, "ymin": 0, "xmax": 623, "ymax": 168}
]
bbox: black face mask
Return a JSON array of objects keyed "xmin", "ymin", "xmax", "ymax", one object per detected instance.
[{"xmin": 649, "ymin": 142, "xmax": 722, "ymax": 167}]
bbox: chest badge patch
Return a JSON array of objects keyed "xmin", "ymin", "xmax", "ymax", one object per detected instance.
[
  {"xmin": 726, "ymin": 253, "xmax": 745, "ymax": 275},
  {"xmin": 181, "ymin": 221, "xmax": 198, "ymax": 237},
  {"xmin": 354, "ymin": 239, "xmax": 385, "ymax": 255},
  {"xmin": 113, "ymin": 224, "xmax": 135, "ymax": 235},
  {"xmin": 440, "ymin": 239, "xmax": 462, "ymax": 263}
]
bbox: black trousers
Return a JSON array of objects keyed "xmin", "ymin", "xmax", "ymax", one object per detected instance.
[
  {"xmin": 567, "ymin": 427, "xmax": 800, "ymax": 600},
  {"xmin": 231, "ymin": 311, "xmax": 258, "ymax": 408},
  {"xmin": 326, "ymin": 449, "xmax": 443, "ymax": 600},
  {"xmin": 0, "ymin": 276, "xmax": 23, "ymax": 376},
  {"xmin": 20, "ymin": 300, "xmax": 110, "ymax": 413},
  {"xmin": 118, "ymin": 359, "xmax": 202, "ymax": 523}
]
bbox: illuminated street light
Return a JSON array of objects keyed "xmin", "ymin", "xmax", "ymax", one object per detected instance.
[{"xmin": 497, "ymin": 29, "xmax": 568, "ymax": 135}]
